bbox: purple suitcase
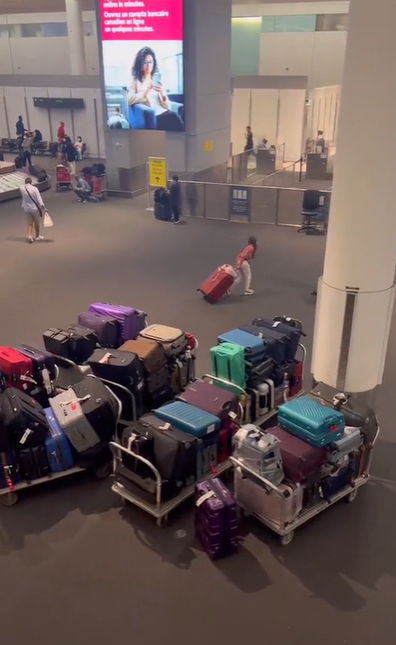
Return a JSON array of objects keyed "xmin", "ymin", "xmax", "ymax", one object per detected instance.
[
  {"xmin": 195, "ymin": 478, "xmax": 238, "ymax": 559},
  {"xmin": 177, "ymin": 381, "xmax": 239, "ymax": 421},
  {"xmin": 88, "ymin": 303, "xmax": 140, "ymax": 343},
  {"xmin": 15, "ymin": 344, "xmax": 56, "ymax": 392},
  {"xmin": 269, "ymin": 425, "xmax": 327, "ymax": 483},
  {"xmin": 78, "ymin": 311, "xmax": 120, "ymax": 348}
]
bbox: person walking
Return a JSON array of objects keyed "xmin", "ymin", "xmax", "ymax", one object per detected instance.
[
  {"xmin": 169, "ymin": 175, "xmax": 181, "ymax": 224},
  {"xmin": 229, "ymin": 236, "xmax": 257, "ymax": 296},
  {"xmin": 20, "ymin": 177, "xmax": 47, "ymax": 243}
]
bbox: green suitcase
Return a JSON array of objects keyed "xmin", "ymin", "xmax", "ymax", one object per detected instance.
[{"xmin": 210, "ymin": 342, "xmax": 246, "ymax": 390}]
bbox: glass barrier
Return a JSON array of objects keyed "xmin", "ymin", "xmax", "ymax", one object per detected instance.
[
  {"xmin": 106, "ymin": 163, "xmax": 147, "ymax": 196},
  {"xmin": 251, "ymin": 187, "xmax": 277, "ymax": 224},
  {"xmin": 277, "ymin": 188, "xmax": 305, "ymax": 226},
  {"xmin": 204, "ymin": 183, "xmax": 229, "ymax": 220},
  {"xmin": 180, "ymin": 182, "xmax": 205, "ymax": 218}
]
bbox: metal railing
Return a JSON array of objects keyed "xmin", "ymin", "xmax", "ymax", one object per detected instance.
[{"xmin": 254, "ymin": 157, "xmax": 305, "ymax": 187}]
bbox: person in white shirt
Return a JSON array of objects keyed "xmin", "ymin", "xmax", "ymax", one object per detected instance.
[
  {"xmin": 127, "ymin": 46, "xmax": 184, "ymax": 132},
  {"xmin": 107, "ymin": 107, "xmax": 130, "ymax": 129},
  {"xmin": 20, "ymin": 176, "xmax": 46, "ymax": 244}
]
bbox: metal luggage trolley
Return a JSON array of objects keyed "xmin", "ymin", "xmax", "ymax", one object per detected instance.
[{"xmin": 231, "ymin": 425, "xmax": 380, "ymax": 546}]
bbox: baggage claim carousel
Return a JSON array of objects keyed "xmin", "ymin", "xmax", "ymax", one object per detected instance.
[{"xmin": 0, "ymin": 160, "xmax": 51, "ymax": 203}]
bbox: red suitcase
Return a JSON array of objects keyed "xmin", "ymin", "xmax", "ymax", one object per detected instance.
[
  {"xmin": 290, "ymin": 360, "xmax": 303, "ymax": 397},
  {"xmin": 268, "ymin": 425, "xmax": 327, "ymax": 483},
  {"xmin": 198, "ymin": 265, "xmax": 235, "ymax": 303},
  {"xmin": 0, "ymin": 347, "xmax": 34, "ymax": 392}
]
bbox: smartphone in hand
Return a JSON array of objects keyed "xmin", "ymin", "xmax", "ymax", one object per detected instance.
[{"xmin": 153, "ymin": 72, "xmax": 162, "ymax": 87}]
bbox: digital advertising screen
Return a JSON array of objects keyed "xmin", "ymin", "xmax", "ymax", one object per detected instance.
[{"xmin": 98, "ymin": 0, "xmax": 185, "ymax": 132}]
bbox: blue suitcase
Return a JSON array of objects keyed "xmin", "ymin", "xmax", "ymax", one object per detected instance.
[
  {"xmin": 44, "ymin": 408, "xmax": 75, "ymax": 473},
  {"xmin": 239, "ymin": 323, "xmax": 286, "ymax": 365},
  {"xmin": 154, "ymin": 401, "xmax": 221, "ymax": 438},
  {"xmin": 218, "ymin": 329, "xmax": 266, "ymax": 365},
  {"xmin": 278, "ymin": 396, "xmax": 345, "ymax": 447}
]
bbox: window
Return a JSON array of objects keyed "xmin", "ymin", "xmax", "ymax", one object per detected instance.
[
  {"xmin": 0, "ymin": 25, "xmax": 9, "ymax": 38},
  {"xmin": 83, "ymin": 21, "xmax": 95, "ymax": 37},
  {"xmin": 316, "ymin": 14, "xmax": 349, "ymax": 32},
  {"xmin": 42, "ymin": 22, "xmax": 68, "ymax": 37},
  {"xmin": 262, "ymin": 15, "xmax": 316, "ymax": 33}
]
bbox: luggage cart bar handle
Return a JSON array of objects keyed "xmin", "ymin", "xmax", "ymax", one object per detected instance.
[
  {"xmin": 98, "ymin": 377, "xmax": 137, "ymax": 422},
  {"xmin": 109, "ymin": 441, "xmax": 163, "ymax": 508},
  {"xmin": 202, "ymin": 374, "xmax": 248, "ymax": 399},
  {"xmin": 297, "ymin": 343, "xmax": 307, "ymax": 363},
  {"xmin": 230, "ymin": 457, "xmax": 284, "ymax": 498}
]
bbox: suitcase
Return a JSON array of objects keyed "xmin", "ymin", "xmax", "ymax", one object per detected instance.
[
  {"xmin": 289, "ymin": 360, "xmax": 303, "ymax": 397},
  {"xmin": 235, "ymin": 467, "xmax": 303, "ymax": 526},
  {"xmin": 196, "ymin": 431, "xmax": 219, "ymax": 478},
  {"xmin": 239, "ymin": 323, "xmax": 286, "ymax": 365},
  {"xmin": 217, "ymin": 428, "xmax": 231, "ymax": 463},
  {"xmin": 251, "ymin": 318, "xmax": 301, "ymax": 362},
  {"xmin": 218, "ymin": 329, "xmax": 266, "ymax": 366},
  {"xmin": 270, "ymin": 361, "xmax": 295, "ymax": 388},
  {"xmin": 0, "ymin": 347, "xmax": 33, "ymax": 392},
  {"xmin": 320, "ymin": 467, "xmax": 354, "ymax": 499},
  {"xmin": 148, "ymin": 381, "xmax": 174, "ymax": 410},
  {"xmin": 88, "ymin": 302, "xmax": 140, "ymax": 343},
  {"xmin": 269, "ymin": 425, "xmax": 327, "ymax": 483},
  {"xmin": 1, "ymin": 388, "xmax": 49, "ymax": 449},
  {"xmin": 43, "ymin": 325, "xmax": 97, "ymax": 363},
  {"xmin": 49, "ymin": 389, "xmax": 101, "ymax": 453},
  {"xmin": 176, "ymin": 381, "xmax": 240, "ymax": 421},
  {"xmin": 135, "ymin": 309, "xmax": 148, "ymax": 332},
  {"xmin": 154, "ymin": 201, "xmax": 172, "ymax": 221},
  {"xmin": 195, "ymin": 478, "xmax": 239, "ymax": 560},
  {"xmin": 44, "ymin": 408, "xmax": 75, "ymax": 473},
  {"xmin": 154, "ymin": 401, "xmax": 222, "ymax": 439},
  {"xmin": 246, "ymin": 358, "xmax": 275, "ymax": 389},
  {"xmin": 119, "ymin": 338, "xmax": 167, "ymax": 387},
  {"xmin": 139, "ymin": 324, "xmax": 187, "ymax": 358},
  {"xmin": 18, "ymin": 446, "xmax": 51, "ymax": 482},
  {"xmin": 0, "ymin": 451, "xmax": 20, "ymax": 489},
  {"xmin": 210, "ymin": 343, "xmax": 246, "ymax": 389},
  {"xmin": 72, "ymin": 376, "xmax": 120, "ymax": 442},
  {"xmin": 198, "ymin": 265, "xmax": 235, "ymax": 304},
  {"xmin": 278, "ymin": 396, "xmax": 345, "ymax": 447},
  {"xmin": 233, "ymin": 425, "xmax": 284, "ymax": 486},
  {"xmin": 15, "ymin": 345, "xmax": 56, "ymax": 394},
  {"xmin": 169, "ymin": 355, "xmax": 192, "ymax": 395},
  {"xmin": 327, "ymin": 426, "xmax": 363, "ymax": 464},
  {"xmin": 78, "ymin": 311, "xmax": 120, "ymax": 348},
  {"xmin": 121, "ymin": 424, "xmax": 156, "ymax": 478}
]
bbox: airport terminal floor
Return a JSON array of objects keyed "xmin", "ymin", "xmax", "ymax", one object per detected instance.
[{"xmin": 0, "ymin": 189, "xmax": 395, "ymax": 644}]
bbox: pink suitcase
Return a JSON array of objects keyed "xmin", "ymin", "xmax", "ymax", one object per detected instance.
[{"xmin": 234, "ymin": 467, "xmax": 303, "ymax": 527}]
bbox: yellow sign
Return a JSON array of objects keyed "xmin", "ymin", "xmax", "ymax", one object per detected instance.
[
  {"xmin": 203, "ymin": 140, "xmax": 214, "ymax": 153},
  {"xmin": 148, "ymin": 157, "xmax": 167, "ymax": 188}
]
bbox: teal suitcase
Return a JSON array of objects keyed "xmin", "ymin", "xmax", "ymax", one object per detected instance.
[
  {"xmin": 210, "ymin": 342, "xmax": 246, "ymax": 389},
  {"xmin": 278, "ymin": 396, "xmax": 345, "ymax": 447}
]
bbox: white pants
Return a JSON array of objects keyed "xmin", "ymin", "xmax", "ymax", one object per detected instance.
[{"xmin": 233, "ymin": 260, "xmax": 251, "ymax": 291}]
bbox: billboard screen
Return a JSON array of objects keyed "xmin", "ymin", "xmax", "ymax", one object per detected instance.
[{"xmin": 98, "ymin": 0, "xmax": 185, "ymax": 132}]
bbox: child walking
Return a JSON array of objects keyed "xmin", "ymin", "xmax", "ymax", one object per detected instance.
[{"xmin": 229, "ymin": 236, "xmax": 257, "ymax": 296}]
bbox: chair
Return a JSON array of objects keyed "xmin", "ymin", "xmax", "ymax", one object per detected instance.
[{"xmin": 298, "ymin": 190, "xmax": 329, "ymax": 235}]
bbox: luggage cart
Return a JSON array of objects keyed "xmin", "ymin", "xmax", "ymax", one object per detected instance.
[
  {"xmin": 55, "ymin": 164, "xmax": 73, "ymax": 191},
  {"xmin": 110, "ymin": 441, "xmax": 233, "ymax": 526},
  {"xmin": 230, "ymin": 425, "xmax": 379, "ymax": 546}
]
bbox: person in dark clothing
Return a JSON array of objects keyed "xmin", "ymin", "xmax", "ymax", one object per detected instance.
[
  {"xmin": 16, "ymin": 116, "xmax": 25, "ymax": 137},
  {"xmin": 169, "ymin": 175, "xmax": 181, "ymax": 224},
  {"xmin": 244, "ymin": 126, "xmax": 255, "ymax": 157},
  {"xmin": 33, "ymin": 129, "xmax": 43, "ymax": 143},
  {"xmin": 65, "ymin": 137, "xmax": 77, "ymax": 174}
]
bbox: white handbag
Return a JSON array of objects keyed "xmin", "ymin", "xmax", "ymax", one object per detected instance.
[{"xmin": 43, "ymin": 211, "xmax": 54, "ymax": 227}]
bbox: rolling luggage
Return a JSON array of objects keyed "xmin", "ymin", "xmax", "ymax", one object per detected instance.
[
  {"xmin": 154, "ymin": 201, "xmax": 172, "ymax": 221},
  {"xmin": 44, "ymin": 408, "xmax": 75, "ymax": 473},
  {"xmin": 268, "ymin": 425, "xmax": 327, "ymax": 483},
  {"xmin": 18, "ymin": 446, "xmax": 51, "ymax": 482},
  {"xmin": 210, "ymin": 342, "xmax": 246, "ymax": 389},
  {"xmin": 233, "ymin": 425, "xmax": 284, "ymax": 486},
  {"xmin": 176, "ymin": 381, "xmax": 240, "ymax": 421},
  {"xmin": 195, "ymin": 478, "xmax": 239, "ymax": 560},
  {"xmin": 49, "ymin": 389, "xmax": 100, "ymax": 453},
  {"xmin": 320, "ymin": 467, "xmax": 354, "ymax": 499},
  {"xmin": 121, "ymin": 424, "xmax": 156, "ymax": 478},
  {"xmin": 73, "ymin": 441, "xmax": 112, "ymax": 470},
  {"xmin": 72, "ymin": 376, "xmax": 120, "ymax": 442},
  {"xmin": 251, "ymin": 318, "xmax": 301, "ymax": 362},
  {"xmin": 196, "ymin": 432, "xmax": 219, "ymax": 478},
  {"xmin": 198, "ymin": 265, "xmax": 235, "ymax": 304},
  {"xmin": 0, "ymin": 451, "xmax": 20, "ymax": 489},
  {"xmin": 289, "ymin": 360, "xmax": 303, "ymax": 397},
  {"xmin": 246, "ymin": 358, "xmax": 274, "ymax": 389},
  {"xmin": 0, "ymin": 347, "xmax": 33, "ymax": 392},
  {"xmin": 278, "ymin": 396, "xmax": 345, "ymax": 447},
  {"xmin": 235, "ymin": 467, "xmax": 303, "ymax": 526},
  {"xmin": 88, "ymin": 303, "xmax": 140, "ymax": 343},
  {"xmin": 327, "ymin": 426, "xmax": 363, "ymax": 464},
  {"xmin": 78, "ymin": 311, "xmax": 120, "ymax": 348},
  {"xmin": 15, "ymin": 345, "xmax": 56, "ymax": 394},
  {"xmin": 218, "ymin": 329, "xmax": 266, "ymax": 366},
  {"xmin": 43, "ymin": 325, "xmax": 97, "ymax": 363},
  {"xmin": 169, "ymin": 355, "xmax": 192, "ymax": 395},
  {"xmin": 239, "ymin": 323, "xmax": 286, "ymax": 365},
  {"xmin": 139, "ymin": 324, "xmax": 187, "ymax": 358},
  {"xmin": 1, "ymin": 388, "xmax": 49, "ymax": 449},
  {"xmin": 135, "ymin": 309, "xmax": 148, "ymax": 332},
  {"xmin": 119, "ymin": 338, "xmax": 167, "ymax": 373},
  {"xmin": 154, "ymin": 401, "xmax": 222, "ymax": 439}
]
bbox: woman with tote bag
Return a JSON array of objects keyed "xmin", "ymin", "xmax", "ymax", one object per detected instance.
[{"xmin": 20, "ymin": 177, "xmax": 52, "ymax": 243}]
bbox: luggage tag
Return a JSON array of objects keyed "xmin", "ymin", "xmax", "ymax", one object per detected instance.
[
  {"xmin": 41, "ymin": 368, "xmax": 53, "ymax": 395},
  {"xmin": 159, "ymin": 423, "xmax": 171, "ymax": 431},
  {"xmin": 20, "ymin": 372, "xmax": 37, "ymax": 390},
  {"xmin": 196, "ymin": 491, "xmax": 215, "ymax": 507},
  {"xmin": 99, "ymin": 352, "xmax": 112, "ymax": 364},
  {"xmin": 19, "ymin": 428, "xmax": 33, "ymax": 445}
]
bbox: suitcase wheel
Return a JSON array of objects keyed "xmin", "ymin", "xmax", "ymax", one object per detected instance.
[
  {"xmin": 343, "ymin": 488, "xmax": 358, "ymax": 504},
  {"xmin": 279, "ymin": 530, "xmax": 295, "ymax": 546},
  {"xmin": 1, "ymin": 491, "xmax": 19, "ymax": 507},
  {"xmin": 92, "ymin": 463, "xmax": 111, "ymax": 480}
]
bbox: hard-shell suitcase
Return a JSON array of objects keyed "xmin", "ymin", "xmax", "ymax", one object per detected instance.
[
  {"xmin": 278, "ymin": 396, "xmax": 345, "ymax": 447},
  {"xmin": 271, "ymin": 361, "xmax": 295, "ymax": 388},
  {"xmin": 268, "ymin": 425, "xmax": 327, "ymax": 483},
  {"xmin": 15, "ymin": 345, "xmax": 56, "ymax": 393},
  {"xmin": 327, "ymin": 426, "xmax": 363, "ymax": 463},
  {"xmin": 0, "ymin": 451, "xmax": 20, "ymax": 489},
  {"xmin": 18, "ymin": 446, "xmax": 51, "ymax": 482},
  {"xmin": 49, "ymin": 389, "xmax": 100, "ymax": 453},
  {"xmin": 218, "ymin": 329, "xmax": 266, "ymax": 365},
  {"xmin": 239, "ymin": 323, "xmax": 286, "ymax": 365},
  {"xmin": 246, "ymin": 358, "xmax": 275, "ymax": 389},
  {"xmin": 78, "ymin": 311, "xmax": 120, "ymax": 348},
  {"xmin": 72, "ymin": 376, "xmax": 120, "ymax": 442},
  {"xmin": 198, "ymin": 265, "xmax": 235, "ymax": 304},
  {"xmin": 196, "ymin": 432, "xmax": 219, "ymax": 478},
  {"xmin": 210, "ymin": 343, "xmax": 246, "ymax": 389},
  {"xmin": 1, "ymin": 388, "xmax": 49, "ymax": 449},
  {"xmin": 251, "ymin": 318, "xmax": 301, "ymax": 362},
  {"xmin": 119, "ymin": 338, "xmax": 167, "ymax": 373},
  {"xmin": 289, "ymin": 360, "xmax": 303, "ymax": 397},
  {"xmin": 0, "ymin": 347, "xmax": 33, "ymax": 392},
  {"xmin": 320, "ymin": 467, "xmax": 354, "ymax": 499},
  {"xmin": 44, "ymin": 408, "xmax": 75, "ymax": 473},
  {"xmin": 88, "ymin": 302, "xmax": 140, "ymax": 343},
  {"xmin": 121, "ymin": 424, "xmax": 156, "ymax": 478},
  {"xmin": 195, "ymin": 478, "xmax": 239, "ymax": 560},
  {"xmin": 235, "ymin": 467, "xmax": 303, "ymax": 526},
  {"xmin": 139, "ymin": 324, "xmax": 187, "ymax": 358},
  {"xmin": 43, "ymin": 325, "xmax": 97, "ymax": 363},
  {"xmin": 233, "ymin": 425, "xmax": 284, "ymax": 486},
  {"xmin": 154, "ymin": 401, "xmax": 222, "ymax": 439},
  {"xmin": 154, "ymin": 201, "xmax": 172, "ymax": 221},
  {"xmin": 176, "ymin": 381, "xmax": 240, "ymax": 421}
]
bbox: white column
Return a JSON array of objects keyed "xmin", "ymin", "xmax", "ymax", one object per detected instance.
[
  {"xmin": 65, "ymin": 0, "xmax": 86, "ymax": 75},
  {"xmin": 311, "ymin": 0, "xmax": 396, "ymax": 393}
]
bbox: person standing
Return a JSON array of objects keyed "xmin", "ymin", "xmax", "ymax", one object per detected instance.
[
  {"xmin": 21, "ymin": 133, "xmax": 33, "ymax": 167},
  {"xmin": 244, "ymin": 126, "xmax": 255, "ymax": 156},
  {"xmin": 169, "ymin": 175, "xmax": 181, "ymax": 224},
  {"xmin": 20, "ymin": 177, "xmax": 46, "ymax": 244},
  {"xmin": 57, "ymin": 121, "xmax": 66, "ymax": 140},
  {"xmin": 65, "ymin": 137, "xmax": 77, "ymax": 175},
  {"xmin": 229, "ymin": 236, "xmax": 257, "ymax": 296}
]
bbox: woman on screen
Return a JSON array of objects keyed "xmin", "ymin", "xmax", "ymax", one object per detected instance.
[{"xmin": 127, "ymin": 46, "xmax": 184, "ymax": 132}]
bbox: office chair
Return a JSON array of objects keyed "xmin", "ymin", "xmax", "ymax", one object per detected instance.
[{"xmin": 298, "ymin": 189, "xmax": 329, "ymax": 235}]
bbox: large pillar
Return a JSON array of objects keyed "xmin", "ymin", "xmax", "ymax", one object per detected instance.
[
  {"xmin": 311, "ymin": 0, "xmax": 396, "ymax": 393},
  {"xmin": 65, "ymin": 0, "xmax": 86, "ymax": 75}
]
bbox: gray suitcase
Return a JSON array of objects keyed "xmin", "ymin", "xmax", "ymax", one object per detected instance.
[
  {"xmin": 49, "ymin": 389, "xmax": 100, "ymax": 453},
  {"xmin": 139, "ymin": 324, "xmax": 187, "ymax": 358},
  {"xmin": 327, "ymin": 426, "xmax": 363, "ymax": 463}
]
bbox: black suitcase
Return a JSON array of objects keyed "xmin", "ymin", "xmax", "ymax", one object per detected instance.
[
  {"xmin": 0, "ymin": 388, "xmax": 49, "ymax": 449},
  {"xmin": 16, "ymin": 344, "xmax": 56, "ymax": 392},
  {"xmin": 145, "ymin": 363, "xmax": 171, "ymax": 394},
  {"xmin": 19, "ymin": 446, "xmax": 51, "ymax": 482},
  {"xmin": 246, "ymin": 357, "xmax": 275, "ymax": 388},
  {"xmin": 43, "ymin": 325, "xmax": 97, "ymax": 363},
  {"xmin": 147, "ymin": 383, "xmax": 174, "ymax": 411},
  {"xmin": 270, "ymin": 361, "xmax": 295, "ymax": 387},
  {"xmin": 252, "ymin": 318, "xmax": 302, "ymax": 362},
  {"xmin": 239, "ymin": 323, "xmax": 286, "ymax": 365},
  {"xmin": 72, "ymin": 376, "xmax": 119, "ymax": 442},
  {"xmin": 154, "ymin": 202, "xmax": 172, "ymax": 221},
  {"xmin": 121, "ymin": 425, "xmax": 155, "ymax": 477},
  {"xmin": 28, "ymin": 164, "xmax": 48, "ymax": 182},
  {"xmin": 73, "ymin": 441, "xmax": 112, "ymax": 470}
]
